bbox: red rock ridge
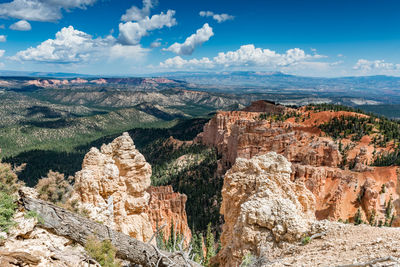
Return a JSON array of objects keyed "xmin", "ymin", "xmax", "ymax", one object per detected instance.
[{"xmin": 196, "ymin": 108, "xmax": 400, "ymax": 224}]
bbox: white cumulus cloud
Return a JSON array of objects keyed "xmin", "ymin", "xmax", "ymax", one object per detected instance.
[
  {"xmin": 0, "ymin": 50, "xmax": 5, "ymax": 57},
  {"xmin": 199, "ymin": 11, "xmax": 234, "ymax": 23},
  {"xmin": 0, "ymin": 0, "xmax": 97, "ymax": 22},
  {"xmin": 160, "ymin": 56, "xmax": 214, "ymax": 69},
  {"xmin": 11, "ymin": 26, "xmax": 115, "ymax": 63},
  {"xmin": 164, "ymin": 23, "xmax": 213, "ymax": 55},
  {"xmin": 160, "ymin": 44, "xmax": 325, "ymax": 70},
  {"xmin": 109, "ymin": 43, "xmax": 149, "ymax": 60},
  {"xmin": 353, "ymin": 59, "xmax": 400, "ymax": 73},
  {"xmin": 118, "ymin": 10, "xmax": 176, "ymax": 45},
  {"xmin": 10, "ymin": 20, "xmax": 31, "ymax": 31},
  {"xmin": 121, "ymin": 0, "xmax": 156, "ymax": 22},
  {"xmin": 0, "ymin": 35, "xmax": 6, "ymax": 42}
]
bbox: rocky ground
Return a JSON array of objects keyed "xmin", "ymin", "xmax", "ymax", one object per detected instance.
[{"xmin": 270, "ymin": 223, "xmax": 400, "ymax": 267}]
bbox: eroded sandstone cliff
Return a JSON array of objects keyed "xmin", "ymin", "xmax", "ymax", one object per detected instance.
[
  {"xmin": 147, "ymin": 186, "xmax": 192, "ymax": 244},
  {"xmin": 196, "ymin": 106, "xmax": 400, "ymax": 224}
]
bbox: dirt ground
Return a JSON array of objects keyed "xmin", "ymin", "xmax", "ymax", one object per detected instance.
[{"xmin": 269, "ymin": 222, "xmax": 400, "ymax": 267}]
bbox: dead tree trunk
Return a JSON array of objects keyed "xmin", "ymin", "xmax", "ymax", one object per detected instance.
[{"xmin": 19, "ymin": 191, "xmax": 201, "ymax": 267}]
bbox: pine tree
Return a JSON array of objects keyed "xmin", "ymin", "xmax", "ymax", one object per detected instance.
[
  {"xmin": 368, "ymin": 209, "xmax": 376, "ymax": 226},
  {"xmin": 190, "ymin": 233, "xmax": 204, "ymax": 263},
  {"xmin": 205, "ymin": 223, "xmax": 216, "ymax": 265},
  {"xmin": 386, "ymin": 196, "xmax": 393, "ymax": 220},
  {"xmin": 167, "ymin": 220, "xmax": 175, "ymax": 251},
  {"xmin": 354, "ymin": 208, "xmax": 362, "ymax": 225}
]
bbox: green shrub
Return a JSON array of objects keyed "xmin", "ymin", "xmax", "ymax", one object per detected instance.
[
  {"xmin": 84, "ymin": 236, "xmax": 120, "ymax": 267},
  {"xmin": 24, "ymin": 210, "xmax": 44, "ymax": 224},
  {"xmin": 301, "ymin": 235, "xmax": 311, "ymax": 245},
  {"xmin": 354, "ymin": 208, "xmax": 363, "ymax": 225},
  {"xmin": 0, "ymin": 162, "xmax": 21, "ymax": 233},
  {"xmin": 240, "ymin": 252, "xmax": 256, "ymax": 267},
  {"xmin": 0, "ymin": 192, "xmax": 17, "ymax": 232}
]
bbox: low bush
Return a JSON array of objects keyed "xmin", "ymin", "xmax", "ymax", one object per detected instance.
[
  {"xmin": 35, "ymin": 170, "xmax": 73, "ymax": 204},
  {"xmin": 85, "ymin": 236, "xmax": 121, "ymax": 267}
]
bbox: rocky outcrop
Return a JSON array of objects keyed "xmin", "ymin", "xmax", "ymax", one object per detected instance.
[
  {"xmin": 71, "ymin": 132, "xmax": 154, "ymax": 242},
  {"xmin": 20, "ymin": 193, "xmax": 201, "ymax": 267},
  {"xmin": 1, "ymin": 211, "xmax": 89, "ymax": 266},
  {"xmin": 147, "ymin": 186, "xmax": 192, "ymax": 244},
  {"xmin": 215, "ymin": 152, "xmax": 319, "ymax": 267},
  {"xmin": 71, "ymin": 132, "xmax": 192, "ymax": 244},
  {"xmin": 197, "ymin": 107, "xmax": 400, "ymax": 223}
]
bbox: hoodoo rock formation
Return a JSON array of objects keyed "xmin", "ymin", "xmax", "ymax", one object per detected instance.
[
  {"xmin": 214, "ymin": 152, "xmax": 320, "ymax": 267},
  {"xmin": 147, "ymin": 186, "xmax": 192, "ymax": 244},
  {"xmin": 70, "ymin": 132, "xmax": 192, "ymax": 244},
  {"xmin": 71, "ymin": 132, "xmax": 154, "ymax": 242},
  {"xmin": 196, "ymin": 102, "xmax": 400, "ymax": 224}
]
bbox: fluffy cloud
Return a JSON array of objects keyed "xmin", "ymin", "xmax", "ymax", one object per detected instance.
[
  {"xmin": 0, "ymin": 50, "xmax": 5, "ymax": 57},
  {"xmin": 10, "ymin": 20, "xmax": 31, "ymax": 31},
  {"xmin": 109, "ymin": 43, "xmax": 149, "ymax": 60},
  {"xmin": 160, "ymin": 44, "xmax": 325, "ymax": 69},
  {"xmin": 0, "ymin": 0, "xmax": 96, "ymax": 22},
  {"xmin": 199, "ymin": 11, "xmax": 234, "ymax": 23},
  {"xmin": 118, "ymin": 10, "xmax": 176, "ymax": 45},
  {"xmin": 12, "ymin": 26, "xmax": 114, "ymax": 63},
  {"xmin": 160, "ymin": 56, "xmax": 214, "ymax": 69},
  {"xmin": 353, "ymin": 59, "xmax": 400, "ymax": 73},
  {"xmin": 150, "ymin": 39, "xmax": 162, "ymax": 48},
  {"xmin": 121, "ymin": 0, "xmax": 155, "ymax": 22},
  {"xmin": 0, "ymin": 35, "xmax": 6, "ymax": 42},
  {"xmin": 164, "ymin": 23, "xmax": 213, "ymax": 55}
]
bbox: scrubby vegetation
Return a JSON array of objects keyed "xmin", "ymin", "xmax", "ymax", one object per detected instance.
[
  {"xmin": 0, "ymin": 193, "xmax": 17, "ymax": 232},
  {"xmin": 319, "ymin": 116, "xmax": 374, "ymax": 141},
  {"xmin": 35, "ymin": 170, "xmax": 73, "ymax": 204},
  {"xmin": 372, "ymin": 149, "xmax": 400, "ymax": 166},
  {"xmin": 258, "ymin": 110, "xmax": 300, "ymax": 122},
  {"xmin": 156, "ymin": 221, "xmax": 218, "ymax": 265},
  {"xmin": 0, "ymin": 162, "xmax": 22, "ymax": 232},
  {"xmin": 306, "ymin": 103, "xmax": 366, "ymax": 114},
  {"xmin": 85, "ymin": 236, "xmax": 121, "ymax": 267}
]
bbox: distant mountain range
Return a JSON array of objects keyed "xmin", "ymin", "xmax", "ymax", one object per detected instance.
[
  {"xmin": 159, "ymin": 71, "xmax": 400, "ymax": 91},
  {"xmin": 3, "ymin": 70, "xmax": 400, "ymax": 110}
]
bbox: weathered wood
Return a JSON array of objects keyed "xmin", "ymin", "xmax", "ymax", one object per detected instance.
[{"xmin": 19, "ymin": 191, "xmax": 201, "ymax": 267}]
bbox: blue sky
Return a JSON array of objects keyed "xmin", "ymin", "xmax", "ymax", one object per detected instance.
[{"xmin": 0, "ymin": 0, "xmax": 400, "ymax": 77}]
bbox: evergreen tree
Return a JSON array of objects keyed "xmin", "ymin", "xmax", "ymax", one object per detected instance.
[
  {"xmin": 368, "ymin": 209, "xmax": 376, "ymax": 226},
  {"xmin": 190, "ymin": 233, "xmax": 204, "ymax": 263},
  {"xmin": 205, "ymin": 223, "xmax": 216, "ymax": 265},
  {"xmin": 354, "ymin": 208, "xmax": 362, "ymax": 225}
]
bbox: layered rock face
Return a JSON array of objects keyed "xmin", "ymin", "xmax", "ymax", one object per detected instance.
[
  {"xmin": 215, "ymin": 152, "xmax": 318, "ymax": 266},
  {"xmin": 197, "ymin": 108, "xmax": 400, "ymax": 223},
  {"xmin": 71, "ymin": 132, "xmax": 154, "ymax": 242},
  {"xmin": 147, "ymin": 186, "xmax": 192, "ymax": 244}
]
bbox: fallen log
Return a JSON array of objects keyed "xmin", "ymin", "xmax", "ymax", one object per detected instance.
[{"xmin": 19, "ymin": 191, "xmax": 201, "ymax": 267}]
